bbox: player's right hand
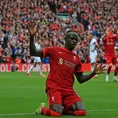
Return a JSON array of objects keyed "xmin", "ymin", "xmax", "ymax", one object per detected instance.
[
  {"xmin": 93, "ymin": 63, "xmax": 107, "ymax": 74},
  {"xmin": 28, "ymin": 23, "xmax": 37, "ymax": 36},
  {"xmin": 105, "ymin": 28, "xmax": 110, "ymax": 35}
]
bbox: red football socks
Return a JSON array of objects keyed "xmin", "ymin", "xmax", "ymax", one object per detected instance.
[
  {"xmin": 107, "ymin": 66, "xmax": 112, "ymax": 74},
  {"xmin": 114, "ymin": 66, "xmax": 118, "ymax": 76},
  {"xmin": 63, "ymin": 109, "xmax": 75, "ymax": 115},
  {"xmin": 63, "ymin": 109, "xmax": 86, "ymax": 116},
  {"xmin": 42, "ymin": 107, "xmax": 62, "ymax": 117},
  {"xmin": 74, "ymin": 110, "xmax": 86, "ymax": 116}
]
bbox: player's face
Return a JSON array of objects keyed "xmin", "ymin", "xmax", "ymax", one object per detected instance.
[
  {"xmin": 109, "ymin": 26, "xmax": 113, "ymax": 32},
  {"xmin": 65, "ymin": 37, "xmax": 79, "ymax": 50},
  {"xmin": 87, "ymin": 33, "xmax": 92, "ymax": 41}
]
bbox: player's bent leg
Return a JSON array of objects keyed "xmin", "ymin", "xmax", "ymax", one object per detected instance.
[
  {"xmin": 113, "ymin": 65, "xmax": 118, "ymax": 82},
  {"xmin": 91, "ymin": 62, "xmax": 98, "ymax": 79},
  {"xmin": 63, "ymin": 89, "xmax": 86, "ymax": 116},
  {"xmin": 51, "ymin": 104, "xmax": 63, "ymax": 114},
  {"xmin": 74, "ymin": 110, "xmax": 86, "ymax": 116},
  {"xmin": 34, "ymin": 62, "xmax": 37, "ymax": 67},
  {"xmin": 26, "ymin": 64, "xmax": 35, "ymax": 76},
  {"xmin": 106, "ymin": 63, "xmax": 112, "ymax": 82},
  {"xmin": 37, "ymin": 62, "xmax": 46, "ymax": 77},
  {"xmin": 63, "ymin": 108, "xmax": 86, "ymax": 116},
  {"xmin": 71, "ymin": 101, "xmax": 86, "ymax": 116},
  {"xmin": 91, "ymin": 62, "xmax": 95, "ymax": 72},
  {"xmin": 74, "ymin": 101, "xmax": 86, "ymax": 110},
  {"xmin": 44, "ymin": 89, "xmax": 63, "ymax": 116},
  {"xmin": 38, "ymin": 90, "xmax": 63, "ymax": 117},
  {"xmin": 63, "ymin": 101, "xmax": 86, "ymax": 116},
  {"xmin": 50, "ymin": 104, "xmax": 63, "ymax": 116},
  {"xmin": 35, "ymin": 103, "xmax": 62, "ymax": 117}
]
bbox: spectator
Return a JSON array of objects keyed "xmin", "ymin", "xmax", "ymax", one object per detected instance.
[{"xmin": 0, "ymin": 0, "xmax": 117, "ymax": 64}]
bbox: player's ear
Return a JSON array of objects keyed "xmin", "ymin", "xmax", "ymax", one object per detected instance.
[
  {"xmin": 64, "ymin": 33, "xmax": 68, "ymax": 42},
  {"xmin": 63, "ymin": 40, "xmax": 65, "ymax": 45}
]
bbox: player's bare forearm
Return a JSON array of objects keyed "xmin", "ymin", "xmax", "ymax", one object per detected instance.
[
  {"xmin": 75, "ymin": 71, "xmax": 96, "ymax": 83},
  {"xmin": 30, "ymin": 35, "xmax": 43, "ymax": 57},
  {"xmin": 101, "ymin": 33, "xmax": 107, "ymax": 40}
]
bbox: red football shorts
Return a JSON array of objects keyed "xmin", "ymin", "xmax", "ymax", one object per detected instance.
[
  {"xmin": 47, "ymin": 87, "xmax": 82, "ymax": 109},
  {"xmin": 105, "ymin": 55, "xmax": 117, "ymax": 65}
]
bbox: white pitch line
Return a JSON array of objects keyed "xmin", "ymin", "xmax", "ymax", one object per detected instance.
[
  {"xmin": 87, "ymin": 108, "xmax": 118, "ymax": 112},
  {"xmin": 0, "ymin": 109, "xmax": 118, "ymax": 116},
  {"xmin": 0, "ymin": 113, "xmax": 34, "ymax": 116}
]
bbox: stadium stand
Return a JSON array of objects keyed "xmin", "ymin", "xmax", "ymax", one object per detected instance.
[{"xmin": 0, "ymin": 0, "xmax": 118, "ymax": 64}]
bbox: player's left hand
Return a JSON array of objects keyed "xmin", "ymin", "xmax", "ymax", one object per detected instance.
[
  {"xmin": 28, "ymin": 22, "xmax": 37, "ymax": 36},
  {"xmin": 93, "ymin": 63, "xmax": 107, "ymax": 74},
  {"xmin": 91, "ymin": 49, "xmax": 95, "ymax": 52}
]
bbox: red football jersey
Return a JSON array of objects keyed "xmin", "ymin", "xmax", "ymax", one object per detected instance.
[
  {"xmin": 43, "ymin": 46, "xmax": 82, "ymax": 91},
  {"xmin": 103, "ymin": 32, "xmax": 118, "ymax": 56},
  {"xmin": 116, "ymin": 55, "xmax": 118, "ymax": 63}
]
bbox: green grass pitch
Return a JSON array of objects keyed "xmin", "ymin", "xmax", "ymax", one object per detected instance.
[{"xmin": 0, "ymin": 72, "xmax": 118, "ymax": 118}]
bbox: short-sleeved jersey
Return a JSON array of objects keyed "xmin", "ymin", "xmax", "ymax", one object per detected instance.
[
  {"xmin": 35, "ymin": 42, "xmax": 41, "ymax": 51},
  {"xmin": 104, "ymin": 32, "xmax": 118, "ymax": 56},
  {"xmin": 34, "ymin": 43, "xmax": 41, "ymax": 59},
  {"xmin": 116, "ymin": 55, "xmax": 118, "ymax": 63},
  {"xmin": 43, "ymin": 46, "xmax": 82, "ymax": 91},
  {"xmin": 90, "ymin": 38, "xmax": 97, "ymax": 56}
]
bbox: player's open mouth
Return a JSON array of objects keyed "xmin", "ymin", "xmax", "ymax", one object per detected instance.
[{"xmin": 72, "ymin": 43, "xmax": 77, "ymax": 46}]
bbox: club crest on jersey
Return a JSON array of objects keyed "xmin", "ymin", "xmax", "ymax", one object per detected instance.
[{"xmin": 58, "ymin": 58, "xmax": 63, "ymax": 65}]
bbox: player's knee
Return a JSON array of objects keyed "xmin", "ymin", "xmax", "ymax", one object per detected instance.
[
  {"xmin": 51, "ymin": 105, "xmax": 63, "ymax": 116},
  {"xmin": 51, "ymin": 107, "xmax": 63, "ymax": 114},
  {"xmin": 74, "ymin": 110, "xmax": 86, "ymax": 116},
  {"xmin": 108, "ymin": 63, "xmax": 112, "ymax": 67}
]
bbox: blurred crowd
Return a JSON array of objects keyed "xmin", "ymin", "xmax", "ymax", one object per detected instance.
[{"xmin": 0, "ymin": 0, "xmax": 118, "ymax": 64}]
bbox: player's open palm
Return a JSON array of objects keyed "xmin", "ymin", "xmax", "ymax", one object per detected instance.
[
  {"xmin": 94, "ymin": 64, "xmax": 106, "ymax": 74},
  {"xmin": 28, "ymin": 23, "xmax": 37, "ymax": 36}
]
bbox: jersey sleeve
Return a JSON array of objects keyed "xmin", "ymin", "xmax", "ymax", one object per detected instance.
[
  {"xmin": 42, "ymin": 47, "xmax": 55, "ymax": 57},
  {"xmin": 91, "ymin": 38, "xmax": 96, "ymax": 44},
  {"xmin": 112, "ymin": 34, "xmax": 118, "ymax": 42},
  {"xmin": 74, "ymin": 60, "xmax": 83, "ymax": 73}
]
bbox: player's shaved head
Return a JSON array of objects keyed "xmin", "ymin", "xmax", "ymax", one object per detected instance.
[
  {"xmin": 64, "ymin": 30, "xmax": 80, "ymax": 51},
  {"xmin": 64, "ymin": 31, "xmax": 79, "ymax": 41}
]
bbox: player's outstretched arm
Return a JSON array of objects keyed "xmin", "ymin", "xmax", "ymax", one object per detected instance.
[
  {"xmin": 75, "ymin": 64, "xmax": 106, "ymax": 83},
  {"xmin": 29, "ymin": 23, "xmax": 43, "ymax": 57},
  {"xmin": 101, "ymin": 33, "xmax": 107, "ymax": 40},
  {"xmin": 100, "ymin": 28, "xmax": 109, "ymax": 40}
]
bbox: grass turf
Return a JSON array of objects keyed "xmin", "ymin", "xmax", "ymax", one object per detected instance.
[{"xmin": 0, "ymin": 72, "xmax": 118, "ymax": 118}]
